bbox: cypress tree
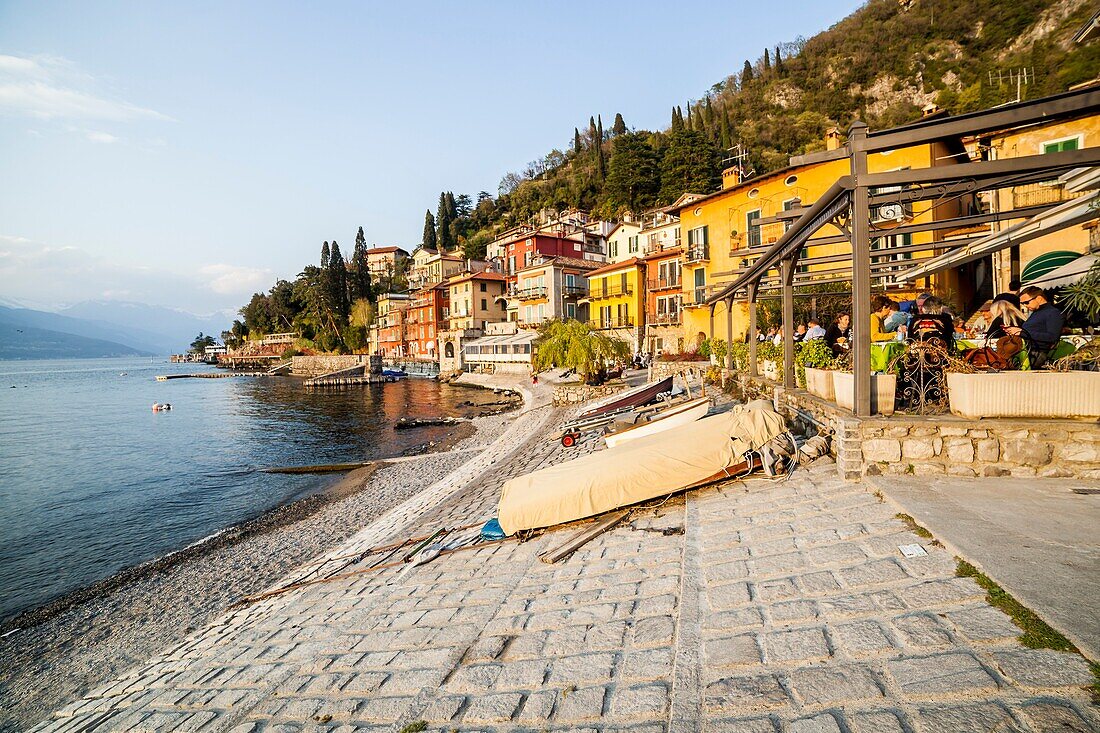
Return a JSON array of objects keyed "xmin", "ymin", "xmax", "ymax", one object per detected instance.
[
  {"xmin": 422, "ymin": 210, "xmax": 437, "ymax": 250},
  {"xmin": 671, "ymin": 106, "xmax": 683, "ymax": 131},
  {"xmin": 676, "ymin": 106, "xmax": 684, "ymax": 128},
  {"xmin": 327, "ymin": 241, "xmax": 349, "ymax": 322},
  {"xmin": 574, "ymin": 127, "xmax": 583, "ymax": 153},
  {"xmin": 596, "ymin": 115, "xmax": 605, "ymax": 180},
  {"xmin": 352, "ymin": 226, "xmax": 372, "ymax": 302},
  {"xmin": 437, "ymin": 192, "xmax": 454, "ymax": 251},
  {"xmin": 763, "ymin": 48, "xmax": 771, "ymax": 74},
  {"xmin": 742, "ymin": 60, "xmax": 754, "ymax": 85},
  {"xmin": 445, "ymin": 191, "xmax": 458, "ymax": 222},
  {"xmin": 775, "ymin": 46, "xmax": 784, "ymax": 75},
  {"xmin": 704, "ymin": 97, "xmax": 715, "ymax": 137},
  {"xmin": 320, "ymin": 241, "xmax": 330, "ymax": 269},
  {"xmin": 685, "ymin": 103, "xmax": 693, "ymax": 131},
  {"xmin": 719, "ymin": 112, "xmax": 732, "ymax": 151},
  {"xmin": 612, "ymin": 113, "xmax": 627, "ymax": 136}
]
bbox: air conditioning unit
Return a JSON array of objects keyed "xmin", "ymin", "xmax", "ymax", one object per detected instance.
[{"xmin": 872, "ymin": 203, "xmax": 908, "ymax": 223}]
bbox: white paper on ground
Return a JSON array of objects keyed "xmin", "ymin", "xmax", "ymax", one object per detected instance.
[{"xmin": 898, "ymin": 543, "xmax": 928, "ymax": 558}]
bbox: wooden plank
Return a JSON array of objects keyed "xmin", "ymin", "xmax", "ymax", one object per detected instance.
[{"xmin": 538, "ymin": 510, "xmax": 629, "ymax": 564}]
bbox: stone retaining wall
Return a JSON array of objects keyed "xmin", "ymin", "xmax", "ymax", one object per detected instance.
[
  {"xmin": 648, "ymin": 359, "xmax": 711, "ymax": 381},
  {"xmin": 290, "ymin": 354, "xmax": 369, "ymax": 377},
  {"xmin": 551, "ymin": 382, "xmax": 625, "ymax": 406},
  {"xmin": 723, "ymin": 369, "xmax": 1100, "ymax": 482}
]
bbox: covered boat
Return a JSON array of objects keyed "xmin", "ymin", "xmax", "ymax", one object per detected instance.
[
  {"xmin": 576, "ymin": 376, "xmax": 674, "ymax": 419},
  {"xmin": 498, "ymin": 401, "xmax": 787, "ymax": 534},
  {"xmin": 603, "ymin": 396, "xmax": 712, "ymax": 449}
]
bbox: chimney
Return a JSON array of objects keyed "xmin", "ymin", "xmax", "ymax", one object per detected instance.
[
  {"xmin": 825, "ymin": 127, "xmax": 842, "ymax": 151},
  {"xmin": 922, "ymin": 102, "xmax": 941, "ymax": 117}
]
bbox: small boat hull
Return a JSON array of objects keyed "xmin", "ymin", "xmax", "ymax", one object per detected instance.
[
  {"xmin": 604, "ymin": 397, "xmax": 711, "ymax": 448},
  {"xmin": 577, "ymin": 376, "xmax": 674, "ymax": 419}
]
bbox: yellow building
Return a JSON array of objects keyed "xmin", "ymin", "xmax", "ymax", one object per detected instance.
[
  {"xmin": 670, "ymin": 133, "xmax": 966, "ymax": 343},
  {"xmin": 605, "ymin": 220, "xmax": 642, "ymax": 263},
  {"xmin": 984, "ymin": 113, "xmax": 1100, "ymax": 292},
  {"xmin": 585, "ymin": 258, "xmax": 645, "ymax": 352}
]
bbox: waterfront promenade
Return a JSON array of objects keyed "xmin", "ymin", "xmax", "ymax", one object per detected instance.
[{"xmin": 28, "ymin": 377, "xmax": 1098, "ymax": 732}]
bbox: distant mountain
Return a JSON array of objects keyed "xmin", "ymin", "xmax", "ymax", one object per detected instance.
[
  {"xmin": 0, "ymin": 320, "xmax": 152, "ymax": 360},
  {"xmin": 58, "ymin": 301, "xmax": 232, "ymax": 355},
  {"xmin": 0, "ymin": 305, "xmax": 164, "ymax": 354}
]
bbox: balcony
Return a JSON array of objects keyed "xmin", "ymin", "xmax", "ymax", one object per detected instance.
[
  {"xmin": 646, "ymin": 311, "xmax": 682, "ymax": 326},
  {"xmin": 1011, "ymin": 182, "xmax": 1075, "ymax": 208},
  {"xmin": 588, "ymin": 283, "xmax": 634, "ymax": 299},
  {"xmin": 511, "ymin": 285, "xmax": 548, "ymax": 300},
  {"xmin": 588, "ymin": 317, "xmax": 635, "ymax": 330},
  {"xmin": 682, "ymin": 287, "xmax": 709, "ymax": 308},
  {"xmin": 646, "ymin": 277, "xmax": 681, "ymax": 291},
  {"xmin": 684, "ymin": 243, "xmax": 710, "ymax": 263},
  {"xmin": 562, "ymin": 284, "xmax": 587, "ymax": 298}
]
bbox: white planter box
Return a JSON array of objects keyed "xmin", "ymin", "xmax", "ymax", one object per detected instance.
[
  {"xmin": 947, "ymin": 371, "xmax": 1100, "ymax": 419},
  {"xmin": 832, "ymin": 372, "xmax": 897, "ymax": 416},
  {"xmin": 762, "ymin": 359, "xmax": 780, "ymax": 381},
  {"xmin": 804, "ymin": 367, "xmax": 836, "ymax": 400}
]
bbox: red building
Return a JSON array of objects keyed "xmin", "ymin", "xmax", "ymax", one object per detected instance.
[
  {"xmin": 495, "ymin": 230, "xmax": 604, "ymax": 282},
  {"xmin": 406, "ymin": 283, "xmax": 449, "ymax": 361}
]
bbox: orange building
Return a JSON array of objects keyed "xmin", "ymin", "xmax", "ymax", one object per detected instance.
[{"xmin": 406, "ymin": 284, "xmax": 448, "ymax": 361}]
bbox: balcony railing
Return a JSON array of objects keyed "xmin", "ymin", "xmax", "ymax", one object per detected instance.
[
  {"xmin": 1011, "ymin": 182, "xmax": 1075, "ymax": 208},
  {"xmin": 684, "ymin": 244, "xmax": 710, "ymax": 263},
  {"xmin": 588, "ymin": 317, "xmax": 635, "ymax": 329},
  {"xmin": 646, "ymin": 311, "xmax": 682, "ymax": 325},
  {"xmin": 682, "ymin": 287, "xmax": 709, "ymax": 307},
  {"xmin": 646, "ymin": 277, "xmax": 681, "ymax": 291},
  {"xmin": 510, "ymin": 285, "xmax": 548, "ymax": 300},
  {"xmin": 562, "ymin": 284, "xmax": 587, "ymax": 297},
  {"xmin": 588, "ymin": 283, "xmax": 634, "ymax": 299}
]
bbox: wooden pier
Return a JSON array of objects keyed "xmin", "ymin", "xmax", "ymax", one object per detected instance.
[{"xmin": 155, "ymin": 372, "xmax": 270, "ymax": 381}]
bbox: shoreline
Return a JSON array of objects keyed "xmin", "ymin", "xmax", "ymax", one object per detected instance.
[{"xmin": 0, "ymin": 388, "xmax": 521, "ymax": 733}]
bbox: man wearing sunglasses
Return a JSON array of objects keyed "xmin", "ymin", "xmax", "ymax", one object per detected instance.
[{"xmin": 1004, "ymin": 286, "xmax": 1064, "ymax": 369}]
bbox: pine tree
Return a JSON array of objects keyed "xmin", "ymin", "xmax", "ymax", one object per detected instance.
[
  {"xmin": 422, "ymin": 210, "xmax": 437, "ymax": 250},
  {"xmin": 612, "ymin": 113, "xmax": 627, "ymax": 136},
  {"xmin": 742, "ymin": 60, "xmax": 754, "ymax": 85},
  {"xmin": 659, "ymin": 128, "xmax": 722, "ymax": 204},
  {"xmin": 574, "ymin": 127, "xmax": 583, "ymax": 153},
  {"xmin": 763, "ymin": 48, "xmax": 771, "ymax": 74},
  {"xmin": 320, "ymin": 241, "xmax": 330, "ymax": 269},
  {"xmin": 602, "ymin": 132, "xmax": 660, "ymax": 214}
]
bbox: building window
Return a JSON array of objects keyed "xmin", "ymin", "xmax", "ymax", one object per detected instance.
[
  {"xmin": 782, "ymin": 199, "xmax": 798, "ymax": 232},
  {"xmin": 508, "ymin": 256, "xmax": 516, "ymax": 274},
  {"xmin": 674, "ymin": 227, "xmax": 681, "ymax": 247},
  {"xmin": 481, "ymin": 298, "xmax": 487, "ymax": 310},
  {"xmin": 480, "ymin": 282, "xmax": 487, "ymax": 292},
  {"xmin": 628, "ymin": 235, "xmax": 638, "ymax": 254},
  {"xmin": 566, "ymin": 303, "xmax": 576, "ymax": 319},
  {"xmin": 687, "ymin": 226, "xmax": 708, "ymax": 247},
  {"xmin": 1041, "ymin": 136, "xmax": 1081, "ymax": 154},
  {"xmin": 746, "ymin": 210, "xmax": 762, "ymax": 247},
  {"xmin": 610, "ymin": 240, "xmax": 618, "ymax": 258}
]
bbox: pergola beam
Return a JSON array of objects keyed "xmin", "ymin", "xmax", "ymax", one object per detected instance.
[{"xmin": 861, "ymin": 147, "xmax": 1100, "ymax": 189}]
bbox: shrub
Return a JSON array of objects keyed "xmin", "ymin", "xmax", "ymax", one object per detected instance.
[
  {"xmin": 281, "ymin": 346, "xmax": 302, "ymax": 360},
  {"xmin": 794, "ymin": 339, "xmax": 837, "ymax": 388}
]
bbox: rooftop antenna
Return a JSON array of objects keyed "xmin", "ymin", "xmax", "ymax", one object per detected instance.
[
  {"xmin": 987, "ymin": 67, "xmax": 1035, "ymax": 104},
  {"xmin": 722, "ymin": 142, "xmax": 755, "ymax": 184}
]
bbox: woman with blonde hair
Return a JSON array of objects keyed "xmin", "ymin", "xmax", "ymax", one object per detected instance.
[{"xmin": 985, "ymin": 296, "xmax": 1026, "ymax": 340}]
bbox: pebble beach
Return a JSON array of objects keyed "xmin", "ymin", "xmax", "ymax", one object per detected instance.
[{"xmin": 0, "ymin": 397, "xmax": 518, "ymax": 732}]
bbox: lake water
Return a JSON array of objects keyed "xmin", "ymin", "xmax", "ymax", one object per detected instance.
[{"xmin": 0, "ymin": 357, "xmax": 490, "ymax": 623}]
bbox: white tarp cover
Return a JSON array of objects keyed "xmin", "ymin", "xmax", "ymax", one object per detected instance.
[{"xmin": 497, "ymin": 403, "xmax": 787, "ymax": 534}]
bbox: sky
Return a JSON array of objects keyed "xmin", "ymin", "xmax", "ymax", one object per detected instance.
[{"xmin": 0, "ymin": 1, "xmax": 863, "ymax": 316}]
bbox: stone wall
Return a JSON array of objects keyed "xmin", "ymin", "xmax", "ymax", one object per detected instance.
[
  {"xmin": 384, "ymin": 360, "xmax": 440, "ymax": 377},
  {"xmin": 552, "ymin": 382, "xmax": 625, "ymax": 407},
  {"xmin": 648, "ymin": 359, "xmax": 711, "ymax": 382},
  {"xmin": 290, "ymin": 354, "xmax": 369, "ymax": 377},
  {"xmin": 723, "ymin": 369, "xmax": 1100, "ymax": 481}
]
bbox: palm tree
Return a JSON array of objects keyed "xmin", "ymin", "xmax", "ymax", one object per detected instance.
[{"xmin": 533, "ymin": 319, "xmax": 630, "ymax": 385}]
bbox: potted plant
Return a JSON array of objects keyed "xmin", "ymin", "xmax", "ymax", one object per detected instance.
[
  {"xmin": 795, "ymin": 339, "xmax": 838, "ymax": 399},
  {"xmin": 758, "ymin": 341, "xmax": 783, "ymax": 381}
]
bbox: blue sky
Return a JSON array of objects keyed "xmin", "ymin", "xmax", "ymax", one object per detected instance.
[{"xmin": 0, "ymin": 1, "xmax": 862, "ymax": 315}]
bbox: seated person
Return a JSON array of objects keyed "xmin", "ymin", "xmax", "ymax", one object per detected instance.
[
  {"xmin": 804, "ymin": 319, "xmax": 826, "ymax": 340},
  {"xmin": 793, "ymin": 324, "xmax": 807, "ymax": 342},
  {"xmin": 825, "ymin": 313, "xmax": 851, "ymax": 356},
  {"xmin": 985, "ymin": 296, "xmax": 1025, "ymax": 340},
  {"xmin": 871, "ymin": 295, "xmax": 899, "ymax": 342},
  {"xmin": 907, "ymin": 296, "xmax": 954, "ymax": 350},
  {"xmin": 1004, "ymin": 286, "xmax": 1065, "ymax": 369}
]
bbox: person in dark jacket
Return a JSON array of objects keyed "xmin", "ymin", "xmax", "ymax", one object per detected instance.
[
  {"xmin": 825, "ymin": 313, "xmax": 851, "ymax": 357},
  {"xmin": 984, "ymin": 296, "xmax": 1026, "ymax": 341},
  {"xmin": 1005, "ymin": 286, "xmax": 1065, "ymax": 368}
]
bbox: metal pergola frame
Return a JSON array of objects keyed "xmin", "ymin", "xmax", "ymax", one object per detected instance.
[{"xmin": 705, "ymin": 86, "xmax": 1100, "ymax": 416}]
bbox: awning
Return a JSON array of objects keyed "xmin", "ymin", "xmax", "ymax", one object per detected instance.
[
  {"xmin": 897, "ymin": 188, "xmax": 1100, "ymax": 282},
  {"xmin": 1021, "ymin": 250, "xmax": 1083, "ymax": 283},
  {"xmin": 464, "ymin": 331, "xmax": 538, "ymax": 349},
  {"xmin": 1028, "ymin": 253, "xmax": 1098, "ymax": 289}
]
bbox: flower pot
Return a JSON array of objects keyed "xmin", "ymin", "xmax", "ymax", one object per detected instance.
[
  {"xmin": 804, "ymin": 367, "xmax": 835, "ymax": 400},
  {"xmin": 946, "ymin": 371, "xmax": 1100, "ymax": 419},
  {"xmin": 832, "ymin": 372, "xmax": 897, "ymax": 416},
  {"xmin": 762, "ymin": 359, "xmax": 779, "ymax": 381}
]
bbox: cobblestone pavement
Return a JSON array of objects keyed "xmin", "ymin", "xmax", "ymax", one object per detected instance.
[{"xmin": 29, "ymin": 386, "xmax": 1099, "ymax": 733}]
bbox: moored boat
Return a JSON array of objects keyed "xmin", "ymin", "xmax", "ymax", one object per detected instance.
[
  {"xmin": 576, "ymin": 376, "xmax": 674, "ymax": 419},
  {"xmin": 603, "ymin": 396, "xmax": 712, "ymax": 449}
]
